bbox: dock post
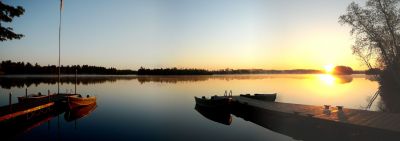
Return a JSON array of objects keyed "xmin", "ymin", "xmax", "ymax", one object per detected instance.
[
  {"xmin": 48, "ymin": 90, "xmax": 51, "ymax": 102},
  {"xmin": 9, "ymin": 92, "xmax": 12, "ymax": 112},
  {"xmin": 9, "ymin": 92, "xmax": 12, "ymax": 105},
  {"xmin": 26, "ymin": 88, "xmax": 28, "ymax": 98}
]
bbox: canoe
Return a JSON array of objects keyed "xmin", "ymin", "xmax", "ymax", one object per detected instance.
[
  {"xmin": 195, "ymin": 104, "xmax": 232, "ymax": 125},
  {"xmin": 18, "ymin": 93, "xmax": 49, "ymax": 103},
  {"xmin": 194, "ymin": 95, "xmax": 231, "ymax": 109},
  {"xmin": 67, "ymin": 94, "xmax": 96, "ymax": 109},
  {"xmin": 65, "ymin": 102, "xmax": 97, "ymax": 122},
  {"xmin": 240, "ymin": 93, "xmax": 277, "ymax": 101}
]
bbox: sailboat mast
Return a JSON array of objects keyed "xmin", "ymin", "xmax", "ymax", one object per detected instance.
[
  {"xmin": 75, "ymin": 69, "xmax": 77, "ymax": 94},
  {"xmin": 58, "ymin": 0, "xmax": 63, "ymax": 94}
]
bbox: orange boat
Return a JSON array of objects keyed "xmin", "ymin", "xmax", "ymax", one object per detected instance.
[{"xmin": 67, "ymin": 94, "xmax": 96, "ymax": 109}]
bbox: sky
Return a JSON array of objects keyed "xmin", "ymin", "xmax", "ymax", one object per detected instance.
[{"xmin": 1, "ymin": 0, "xmax": 368, "ymax": 70}]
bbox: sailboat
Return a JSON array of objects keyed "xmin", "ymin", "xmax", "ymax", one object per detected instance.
[
  {"xmin": 66, "ymin": 69, "xmax": 96, "ymax": 109},
  {"xmin": 57, "ymin": 0, "xmax": 96, "ymax": 108}
]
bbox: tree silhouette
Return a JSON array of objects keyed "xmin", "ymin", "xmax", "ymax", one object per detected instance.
[
  {"xmin": 0, "ymin": 1, "xmax": 25, "ymax": 41},
  {"xmin": 339, "ymin": 0, "xmax": 400, "ymax": 84},
  {"xmin": 332, "ymin": 66, "xmax": 353, "ymax": 75}
]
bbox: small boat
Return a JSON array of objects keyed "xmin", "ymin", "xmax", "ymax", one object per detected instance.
[
  {"xmin": 240, "ymin": 93, "xmax": 277, "ymax": 101},
  {"xmin": 18, "ymin": 92, "xmax": 50, "ymax": 103},
  {"xmin": 194, "ymin": 95, "xmax": 231, "ymax": 109},
  {"xmin": 195, "ymin": 104, "xmax": 232, "ymax": 125},
  {"xmin": 65, "ymin": 102, "xmax": 97, "ymax": 122},
  {"xmin": 67, "ymin": 94, "xmax": 96, "ymax": 109}
]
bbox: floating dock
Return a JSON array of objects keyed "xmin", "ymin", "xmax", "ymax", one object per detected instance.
[
  {"xmin": 220, "ymin": 96, "xmax": 400, "ymax": 141},
  {"xmin": 0, "ymin": 94, "xmax": 75, "ymax": 122},
  {"xmin": 232, "ymin": 96, "xmax": 400, "ymax": 133}
]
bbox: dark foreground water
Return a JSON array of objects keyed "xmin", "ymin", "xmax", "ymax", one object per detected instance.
[{"xmin": 0, "ymin": 74, "xmax": 383, "ymax": 140}]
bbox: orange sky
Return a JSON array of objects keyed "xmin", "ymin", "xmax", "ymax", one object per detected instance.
[{"xmin": 1, "ymin": 0, "xmax": 368, "ymax": 70}]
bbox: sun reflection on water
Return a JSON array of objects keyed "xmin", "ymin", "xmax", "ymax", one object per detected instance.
[{"xmin": 319, "ymin": 74, "xmax": 336, "ymax": 85}]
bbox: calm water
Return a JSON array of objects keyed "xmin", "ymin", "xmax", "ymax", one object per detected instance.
[{"xmin": 0, "ymin": 74, "xmax": 380, "ymax": 141}]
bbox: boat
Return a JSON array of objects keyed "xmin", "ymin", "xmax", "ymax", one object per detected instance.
[
  {"xmin": 195, "ymin": 104, "xmax": 232, "ymax": 125},
  {"xmin": 65, "ymin": 102, "xmax": 97, "ymax": 122},
  {"xmin": 67, "ymin": 94, "xmax": 96, "ymax": 109},
  {"xmin": 18, "ymin": 92, "xmax": 50, "ymax": 103},
  {"xmin": 239, "ymin": 93, "xmax": 277, "ymax": 101},
  {"xmin": 194, "ymin": 95, "xmax": 231, "ymax": 109}
]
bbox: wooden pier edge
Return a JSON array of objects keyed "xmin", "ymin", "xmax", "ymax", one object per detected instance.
[
  {"xmin": 0, "ymin": 93, "xmax": 77, "ymax": 122},
  {"xmin": 0, "ymin": 102, "xmax": 54, "ymax": 122},
  {"xmin": 231, "ymin": 96, "xmax": 400, "ymax": 133}
]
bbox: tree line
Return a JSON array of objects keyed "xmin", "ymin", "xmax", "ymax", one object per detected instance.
[
  {"xmin": 1, "ymin": 60, "xmax": 370, "ymax": 75},
  {"xmin": 137, "ymin": 67, "xmax": 364, "ymax": 75},
  {"xmin": 211, "ymin": 69, "xmax": 324, "ymax": 74},
  {"xmin": 0, "ymin": 60, "xmax": 136, "ymax": 75},
  {"xmin": 137, "ymin": 67, "xmax": 212, "ymax": 75}
]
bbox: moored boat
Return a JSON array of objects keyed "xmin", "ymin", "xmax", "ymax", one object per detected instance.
[
  {"xmin": 18, "ymin": 92, "xmax": 50, "ymax": 103},
  {"xmin": 194, "ymin": 95, "xmax": 231, "ymax": 109},
  {"xmin": 240, "ymin": 93, "xmax": 277, "ymax": 101},
  {"xmin": 67, "ymin": 94, "xmax": 96, "ymax": 109}
]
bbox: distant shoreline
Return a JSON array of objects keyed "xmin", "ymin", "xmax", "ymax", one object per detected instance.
[
  {"xmin": 0, "ymin": 72, "xmax": 369, "ymax": 76},
  {"xmin": 1, "ymin": 60, "xmax": 371, "ymax": 76}
]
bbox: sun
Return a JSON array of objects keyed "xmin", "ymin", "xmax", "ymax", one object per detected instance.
[{"xmin": 324, "ymin": 64, "xmax": 335, "ymax": 73}]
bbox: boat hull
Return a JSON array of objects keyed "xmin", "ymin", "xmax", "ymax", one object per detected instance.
[
  {"xmin": 67, "ymin": 95, "xmax": 96, "ymax": 109},
  {"xmin": 18, "ymin": 95, "xmax": 49, "ymax": 103},
  {"xmin": 18, "ymin": 93, "xmax": 76, "ymax": 103},
  {"xmin": 194, "ymin": 96, "xmax": 231, "ymax": 109}
]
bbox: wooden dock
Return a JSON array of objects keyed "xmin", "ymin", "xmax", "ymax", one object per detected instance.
[
  {"xmin": 0, "ymin": 94, "xmax": 75, "ymax": 122},
  {"xmin": 232, "ymin": 96, "xmax": 400, "ymax": 133}
]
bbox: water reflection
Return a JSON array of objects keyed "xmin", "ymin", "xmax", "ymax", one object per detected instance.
[
  {"xmin": 376, "ymin": 72, "xmax": 400, "ymax": 113},
  {"xmin": 65, "ymin": 102, "xmax": 97, "ymax": 122},
  {"xmin": 1, "ymin": 74, "xmax": 358, "ymax": 89},
  {"xmin": 0, "ymin": 102, "xmax": 97, "ymax": 140},
  {"xmin": 194, "ymin": 104, "xmax": 232, "ymax": 125},
  {"xmin": 0, "ymin": 75, "xmax": 137, "ymax": 89},
  {"xmin": 319, "ymin": 74, "xmax": 353, "ymax": 85},
  {"xmin": 194, "ymin": 102, "xmax": 400, "ymax": 141},
  {"xmin": 0, "ymin": 74, "xmax": 386, "ymax": 141},
  {"xmin": 0, "ymin": 105, "xmax": 64, "ymax": 140},
  {"xmin": 0, "ymin": 74, "xmax": 380, "ymax": 110}
]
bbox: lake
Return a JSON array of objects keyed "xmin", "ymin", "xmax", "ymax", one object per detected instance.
[{"xmin": 0, "ymin": 74, "xmax": 381, "ymax": 141}]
